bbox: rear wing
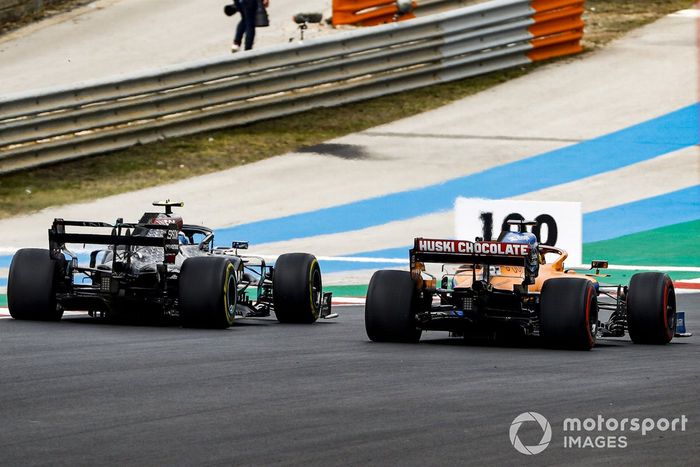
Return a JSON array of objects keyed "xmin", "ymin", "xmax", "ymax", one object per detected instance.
[
  {"xmin": 48, "ymin": 218, "xmax": 179, "ymax": 263},
  {"xmin": 410, "ymin": 238, "xmax": 530, "ymax": 268}
]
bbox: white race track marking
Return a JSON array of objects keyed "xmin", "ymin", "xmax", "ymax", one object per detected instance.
[
  {"xmin": 0, "ymin": 309, "xmax": 88, "ymax": 319},
  {"xmin": 331, "ymin": 297, "xmax": 366, "ymax": 306},
  {"xmin": 0, "ymin": 300, "xmax": 364, "ymax": 320}
]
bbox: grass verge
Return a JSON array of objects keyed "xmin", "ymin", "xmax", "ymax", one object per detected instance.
[
  {"xmin": 0, "ymin": 0, "xmax": 96, "ymax": 36},
  {"xmin": 0, "ymin": 0, "xmax": 694, "ymax": 219}
]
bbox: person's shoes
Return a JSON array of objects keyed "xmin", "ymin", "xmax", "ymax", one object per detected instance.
[{"xmin": 231, "ymin": 43, "xmax": 240, "ymax": 53}]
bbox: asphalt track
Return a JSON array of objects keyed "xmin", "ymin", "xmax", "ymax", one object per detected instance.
[{"xmin": 1, "ymin": 296, "xmax": 698, "ymax": 466}]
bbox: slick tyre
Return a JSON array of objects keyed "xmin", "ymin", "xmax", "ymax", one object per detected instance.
[
  {"xmin": 7, "ymin": 248, "xmax": 64, "ymax": 321},
  {"xmin": 365, "ymin": 270, "xmax": 421, "ymax": 343},
  {"xmin": 540, "ymin": 278, "xmax": 597, "ymax": 350},
  {"xmin": 179, "ymin": 257, "xmax": 237, "ymax": 329},
  {"xmin": 627, "ymin": 272, "xmax": 675, "ymax": 344},
  {"xmin": 273, "ymin": 253, "xmax": 321, "ymax": 324}
]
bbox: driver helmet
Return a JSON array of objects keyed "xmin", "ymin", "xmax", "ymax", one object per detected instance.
[
  {"xmin": 178, "ymin": 232, "xmax": 190, "ymax": 245},
  {"xmin": 500, "ymin": 231, "xmax": 538, "ymax": 247}
]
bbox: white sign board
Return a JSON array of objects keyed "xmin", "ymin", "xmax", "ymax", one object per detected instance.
[{"xmin": 454, "ymin": 198, "xmax": 582, "ymax": 266}]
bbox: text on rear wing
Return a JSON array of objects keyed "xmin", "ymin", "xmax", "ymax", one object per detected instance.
[{"xmin": 414, "ymin": 238, "xmax": 530, "ymax": 256}]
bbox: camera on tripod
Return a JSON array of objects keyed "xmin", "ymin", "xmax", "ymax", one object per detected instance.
[
  {"xmin": 293, "ymin": 13, "xmax": 323, "ymax": 25},
  {"xmin": 290, "ymin": 12, "xmax": 323, "ymax": 42}
]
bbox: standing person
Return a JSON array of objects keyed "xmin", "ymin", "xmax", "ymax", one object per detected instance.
[{"xmin": 232, "ymin": 0, "xmax": 269, "ymax": 52}]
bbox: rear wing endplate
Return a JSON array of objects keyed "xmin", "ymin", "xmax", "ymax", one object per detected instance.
[{"xmin": 48, "ymin": 218, "xmax": 179, "ymax": 261}]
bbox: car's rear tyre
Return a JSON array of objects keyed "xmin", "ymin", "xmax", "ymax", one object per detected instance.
[
  {"xmin": 627, "ymin": 272, "xmax": 675, "ymax": 344},
  {"xmin": 273, "ymin": 253, "xmax": 321, "ymax": 324},
  {"xmin": 365, "ymin": 270, "xmax": 421, "ymax": 343},
  {"xmin": 540, "ymin": 278, "xmax": 597, "ymax": 350},
  {"xmin": 7, "ymin": 248, "xmax": 64, "ymax": 321},
  {"xmin": 179, "ymin": 257, "xmax": 237, "ymax": 329}
]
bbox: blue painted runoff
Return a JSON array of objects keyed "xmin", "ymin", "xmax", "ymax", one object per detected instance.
[
  {"xmin": 215, "ymin": 104, "xmax": 699, "ymax": 245},
  {"xmin": 583, "ymin": 185, "xmax": 700, "ymax": 243}
]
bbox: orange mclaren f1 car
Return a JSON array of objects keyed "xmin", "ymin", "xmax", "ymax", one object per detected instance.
[{"xmin": 365, "ymin": 224, "xmax": 680, "ymax": 350}]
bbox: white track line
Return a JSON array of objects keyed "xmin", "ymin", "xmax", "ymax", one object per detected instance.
[
  {"xmin": 1, "ymin": 254, "xmax": 698, "ymax": 273},
  {"xmin": 259, "ymin": 256, "xmax": 700, "ymax": 273},
  {"xmin": 0, "ymin": 310, "xmax": 88, "ymax": 319},
  {"xmin": 599, "ymin": 265, "xmax": 700, "ymax": 272},
  {"xmin": 0, "ymin": 299, "xmax": 364, "ymax": 320}
]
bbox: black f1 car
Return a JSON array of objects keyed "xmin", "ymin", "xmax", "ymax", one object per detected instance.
[
  {"xmin": 365, "ymin": 228, "xmax": 682, "ymax": 350},
  {"xmin": 7, "ymin": 201, "xmax": 335, "ymax": 329}
]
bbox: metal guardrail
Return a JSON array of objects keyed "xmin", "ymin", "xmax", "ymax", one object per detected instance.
[
  {"xmin": 0, "ymin": 0, "xmax": 584, "ymax": 173},
  {"xmin": 417, "ymin": 0, "xmax": 482, "ymax": 16}
]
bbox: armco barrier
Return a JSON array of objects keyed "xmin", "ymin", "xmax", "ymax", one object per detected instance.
[
  {"xmin": 0, "ymin": 0, "xmax": 584, "ymax": 173},
  {"xmin": 417, "ymin": 0, "xmax": 481, "ymax": 16}
]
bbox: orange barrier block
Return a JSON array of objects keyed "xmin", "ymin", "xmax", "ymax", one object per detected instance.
[
  {"xmin": 358, "ymin": 12, "xmax": 416, "ymax": 26},
  {"xmin": 528, "ymin": 29, "xmax": 584, "ymax": 61},
  {"xmin": 528, "ymin": 0, "xmax": 584, "ymax": 61},
  {"xmin": 531, "ymin": 0, "xmax": 585, "ymax": 13},
  {"xmin": 527, "ymin": 40, "xmax": 583, "ymax": 61},
  {"xmin": 332, "ymin": 0, "xmax": 417, "ymax": 26},
  {"xmin": 533, "ymin": 5, "xmax": 584, "ymax": 23},
  {"xmin": 531, "ymin": 29, "xmax": 584, "ymax": 48},
  {"xmin": 333, "ymin": 0, "xmax": 392, "ymax": 13},
  {"xmin": 529, "ymin": 6, "xmax": 584, "ymax": 37}
]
